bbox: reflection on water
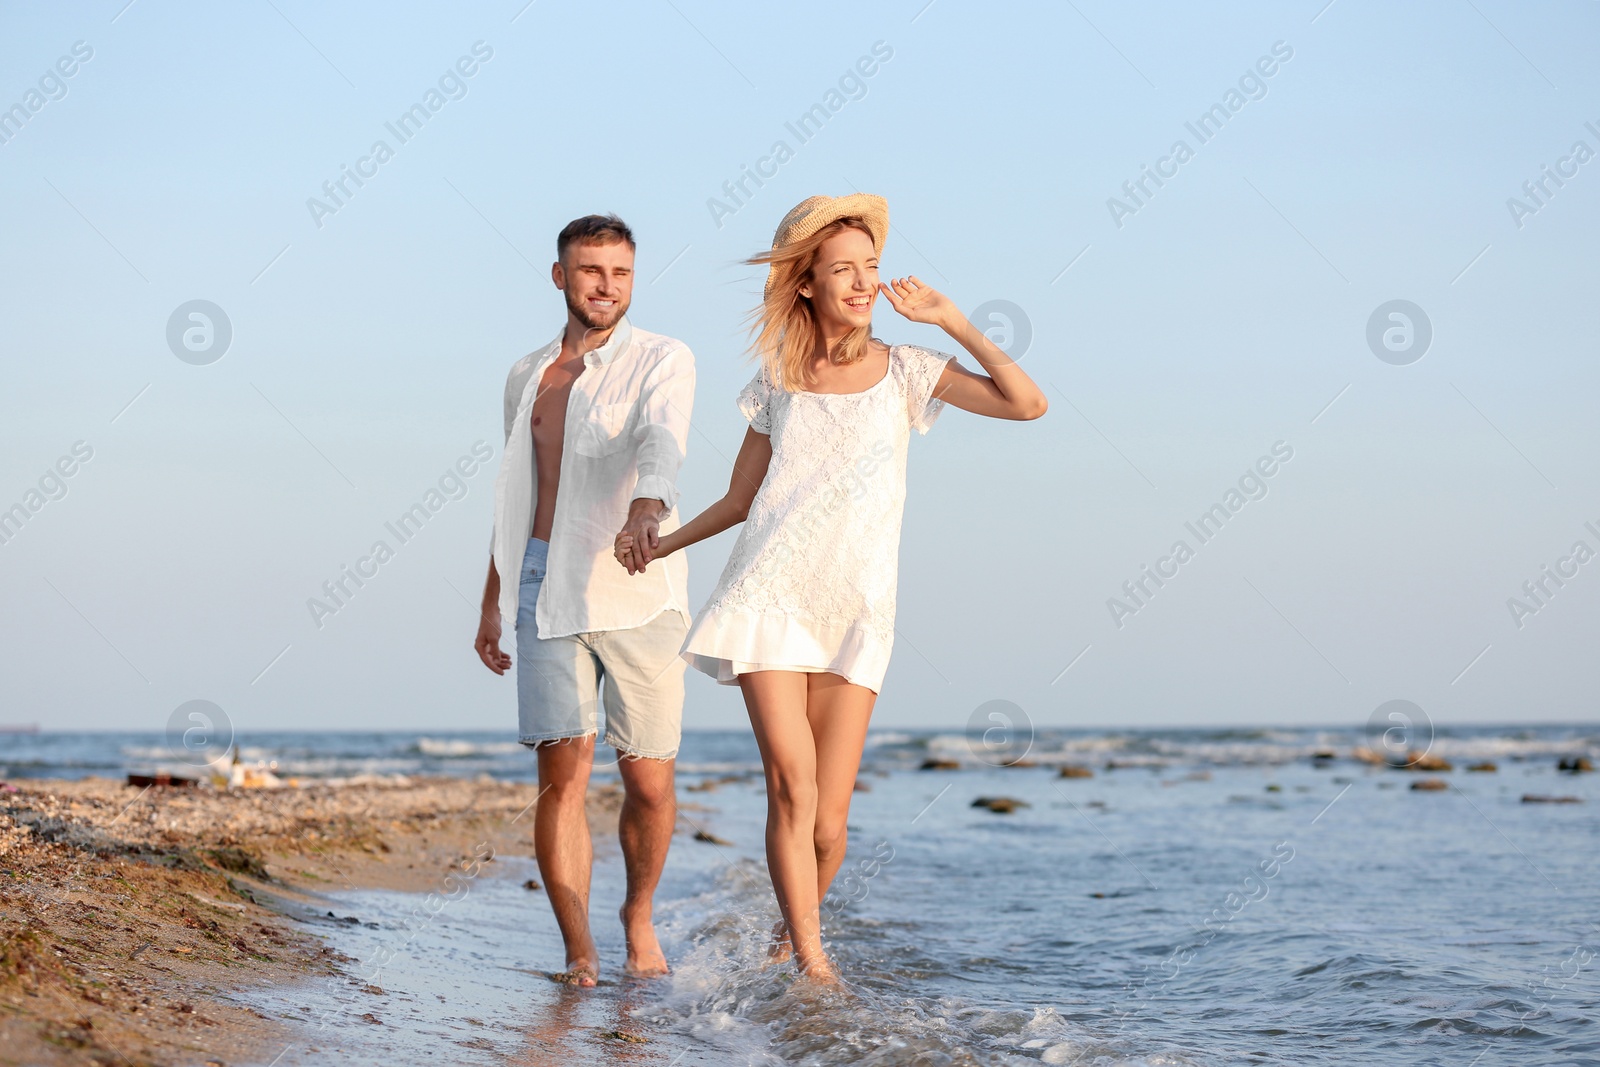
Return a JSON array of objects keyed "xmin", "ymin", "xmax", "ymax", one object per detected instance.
[{"xmin": 242, "ymin": 850, "xmax": 707, "ymax": 1066}]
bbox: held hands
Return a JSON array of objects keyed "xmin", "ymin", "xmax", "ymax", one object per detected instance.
[
  {"xmin": 878, "ymin": 276, "xmax": 960, "ymax": 332},
  {"xmin": 615, "ymin": 498, "xmax": 667, "ymax": 575},
  {"xmin": 614, "ymin": 530, "xmax": 671, "ymax": 573}
]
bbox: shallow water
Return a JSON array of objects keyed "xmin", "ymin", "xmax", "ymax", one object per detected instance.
[
  {"xmin": 233, "ymin": 852, "xmax": 705, "ymax": 1065},
  {"xmin": 111, "ymin": 725, "xmax": 1599, "ymax": 1066}
]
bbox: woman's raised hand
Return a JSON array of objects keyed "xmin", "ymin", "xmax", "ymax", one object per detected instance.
[{"xmin": 878, "ymin": 275, "xmax": 959, "ymax": 330}]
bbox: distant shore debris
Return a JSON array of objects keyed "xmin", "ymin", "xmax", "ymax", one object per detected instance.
[{"xmin": 126, "ymin": 772, "xmax": 198, "ymax": 789}]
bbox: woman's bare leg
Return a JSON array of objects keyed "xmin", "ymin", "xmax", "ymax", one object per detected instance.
[
  {"xmin": 738, "ymin": 670, "xmax": 835, "ymax": 978},
  {"xmin": 805, "ymin": 673, "xmax": 877, "ymax": 902}
]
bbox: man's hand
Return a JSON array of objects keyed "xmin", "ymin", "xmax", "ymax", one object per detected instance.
[
  {"xmin": 475, "ymin": 610, "xmax": 511, "ymax": 675},
  {"xmin": 475, "ymin": 558, "xmax": 510, "ymax": 674},
  {"xmin": 617, "ymin": 497, "xmax": 667, "ymax": 575}
]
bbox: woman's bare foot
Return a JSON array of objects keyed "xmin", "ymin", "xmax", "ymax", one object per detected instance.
[
  {"xmin": 620, "ymin": 903, "xmax": 670, "ymax": 978},
  {"xmin": 765, "ymin": 919, "xmax": 794, "ymax": 965},
  {"xmin": 795, "ymin": 951, "xmax": 840, "ymax": 985}
]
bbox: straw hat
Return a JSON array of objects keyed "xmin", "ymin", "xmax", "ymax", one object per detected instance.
[{"xmin": 765, "ymin": 193, "xmax": 889, "ymax": 293}]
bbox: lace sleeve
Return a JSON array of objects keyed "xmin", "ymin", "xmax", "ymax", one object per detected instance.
[
  {"xmin": 736, "ymin": 367, "xmax": 774, "ymax": 434},
  {"xmin": 900, "ymin": 346, "xmax": 956, "ymax": 435}
]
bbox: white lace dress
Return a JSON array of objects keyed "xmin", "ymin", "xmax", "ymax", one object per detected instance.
[{"xmin": 680, "ymin": 344, "xmax": 954, "ymax": 693}]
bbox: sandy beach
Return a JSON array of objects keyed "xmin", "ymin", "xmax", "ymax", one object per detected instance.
[{"xmin": 0, "ymin": 775, "xmax": 620, "ymax": 1066}]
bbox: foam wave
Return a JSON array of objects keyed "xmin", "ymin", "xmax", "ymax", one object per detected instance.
[
  {"xmin": 898, "ymin": 727, "xmax": 1600, "ymax": 769},
  {"xmin": 413, "ymin": 738, "xmax": 524, "ymax": 758},
  {"xmin": 647, "ymin": 862, "xmax": 1192, "ymax": 1065},
  {"xmin": 865, "ymin": 730, "xmax": 916, "ymax": 747},
  {"xmin": 118, "ymin": 745, "xmax": 178, "ymax": 761},
  {"xmin": 676, "ymin": 761, "xmax": 762, "ymax": 775},
  {"xmin": 1423, "ymin": 734, "xmax": 1596, "ymax": 759}
]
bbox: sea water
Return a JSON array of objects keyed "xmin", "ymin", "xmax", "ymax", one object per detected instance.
[{"xmin": 6, "ymin": 726, "xmax": 1597, "ymax": 1065}]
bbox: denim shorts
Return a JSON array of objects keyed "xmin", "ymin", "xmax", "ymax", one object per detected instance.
[{"xmin": 515, "ymin": 537, "xmax": 687, "ymax": 759}]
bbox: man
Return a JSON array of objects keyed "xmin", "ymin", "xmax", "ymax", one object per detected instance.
[{"xmin": 475, "ymin": 214, "xmax": 694, "ymax": 986}]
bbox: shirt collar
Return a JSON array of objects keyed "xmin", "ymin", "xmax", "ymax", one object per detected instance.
[{"xmin": 542, "ymin": 316, "xmax": 634, "ymax": 368}]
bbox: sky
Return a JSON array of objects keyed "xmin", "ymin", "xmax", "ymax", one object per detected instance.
[{"xmin": 1, "ymin": 0, "xmax": 1597, "ymax": 739}]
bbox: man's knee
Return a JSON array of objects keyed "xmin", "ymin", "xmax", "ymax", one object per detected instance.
[
  {"xmin": 535, "ymin": 735, "xmax": 596, "ymax": 795},
  {"xmin": 616, "ymin": 748, "xmax": 673, "ymax": 794},
  {"xmin": 620, "ymin": 766, "xmax": 676, "ymax": 814}
]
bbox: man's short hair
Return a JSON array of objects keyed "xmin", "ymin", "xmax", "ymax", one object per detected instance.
[{"xmin": 557, "ymin": 214, "xmax": 635, "ymax": 261}]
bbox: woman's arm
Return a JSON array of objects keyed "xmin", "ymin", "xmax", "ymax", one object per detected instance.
[
  {"xmin": 879, "ymin": 276, "xmax": 1048, "ymax": 421},
  {"xmin": 615, "ymin": 426, "xmax": 772, "ymax": 573}
]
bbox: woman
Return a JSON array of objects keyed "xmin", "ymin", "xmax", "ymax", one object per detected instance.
[{"xmin": 614, "ymin": 193, "xmax": 1046, "ymax": 981}]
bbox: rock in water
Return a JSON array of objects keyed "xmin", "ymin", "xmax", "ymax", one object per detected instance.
[
  {"xmin": 1522, "ymin": 794, "xmax": 1583, "ymax": 804},
  {"xmin": 971, "ymin": 796, "xmax": 1030, "ymax": 813},
  {"xmin": 920, "ymin": 758, "xmax": 960, "ymax": 771},
  {"xmin": 1407, "ymin": 751, "xmax": 1453, "ymax": 771},
  {"xmin": 1410, "ymin": 778, "xmax": 1448, "ymax": 791},
  {"xmin": 1557, "ymin": 756, "xmax": 1593, "ymax": 773},
  {"xmin": 1058, "ymin": 765, "xmax": 1094, "ymax": 779},
  {"xmin": 693, "ymin": 829, "xmax": 734, "ymax": 846},
  {"xmin": 1466, "ymin": 761, "xmax": 1497, "ymax": 772}
]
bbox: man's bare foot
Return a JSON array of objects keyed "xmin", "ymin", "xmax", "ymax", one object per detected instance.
[
  {"xmin": 552, "ymin": 959, "xmax": 598, "ymax": 988},
  {"xmin": 553, "ymin": 933, "xmax": 600, "ymax": 988},
  {"xmin": 765, "ymin": 919, "xmax": 793, "ymax": 965},
  {"xmin": 620, "ymin": 903, "xmax": 669, "ymax": 978}
]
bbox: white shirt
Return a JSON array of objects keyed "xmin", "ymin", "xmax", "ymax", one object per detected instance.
[{"xmin": 489, "ymin": 317, "xmax": 694, "ymax": 638}]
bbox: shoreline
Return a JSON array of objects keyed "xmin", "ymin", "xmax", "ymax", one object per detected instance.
[{"xmin": 0, "ymin": 775, "xmax": 621, "ymax": 1066}]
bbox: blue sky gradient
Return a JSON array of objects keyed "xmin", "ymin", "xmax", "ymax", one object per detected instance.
[{"xmin": 2, "ymin": 0, "xmax": 1596, "ymax": 736}]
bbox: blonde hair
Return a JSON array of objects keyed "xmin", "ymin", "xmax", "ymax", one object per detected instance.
[{"xmin": 746, "ymin": 217, "xmax": 875, "ymax": 391}]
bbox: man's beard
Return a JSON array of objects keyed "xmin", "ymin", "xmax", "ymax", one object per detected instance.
[{"xmin": 565, "ymin": 290, "xmax": 629, "ymax": 331}]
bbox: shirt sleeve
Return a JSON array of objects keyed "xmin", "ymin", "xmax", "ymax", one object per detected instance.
[
  {"xmin": 491, "ymin": 361, "xmax": 526, "ymax": 557},
  {"xmin": 902, "ymin": 346, "xmax": 956, "ymax": 435},
  {"xmin": 631, "ymin": 344, "xmax": 695, "ymax": 511},
  {"xmin": 736, "ymin": 367, "xmax": 775, "ymax": 434},
  {"xmin": 503, "ymin": 360, "xmax": 527, "ymax": 444}
]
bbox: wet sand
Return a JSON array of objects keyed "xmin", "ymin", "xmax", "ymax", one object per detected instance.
[{"xmin": 0, "ymin": 776, "xmax": 620, "ymax": 1066}]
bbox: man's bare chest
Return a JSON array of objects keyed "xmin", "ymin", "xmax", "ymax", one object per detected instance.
[{"xmin": 531, "ymin": 358, "xmax": 583, "ymax": 453}]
